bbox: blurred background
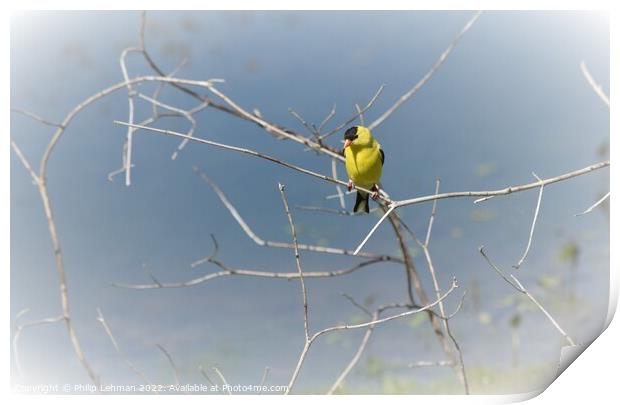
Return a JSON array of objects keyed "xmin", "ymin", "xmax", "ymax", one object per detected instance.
[{"xmin": 11, "ymin": 10, "xmax": 609, "ymax": 394}]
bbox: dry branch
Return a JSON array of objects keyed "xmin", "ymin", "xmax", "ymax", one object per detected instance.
[
  {"xmin": 354, "ymin": 161, "xmax": 610, "ymax": 253},
  {"xmin": 513, "ymin": 172, "xmax": 544, "ymax": 269},
  {"xmin": 580, "ymin": 61, "xmax": 610, "ymax": 107},
  {"xmin": 479, "ymin": 246, "xmax": 576, "ymax": 346},
  {"xmin": 575, "ymin": 191, "xmax": 610, "ymax": 216},
  {"xmin": 286, "ymin": 278, "xmax": 459, "ymax": 394},
  {"xmin": 155, "ymin": 344, "xmax": 181, "ymax": 386},
  {"xmin": 369, "ymin": 11, "xmax": 482, "ymax": 130},
  {"xmin": 96, "ymin": 308, "xmax": 153, "ymax": 386}
]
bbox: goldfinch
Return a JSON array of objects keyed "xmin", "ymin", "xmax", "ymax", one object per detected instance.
[{"xmin": 342, "ymin": 126, "xmax": 384, "ymax": 213}]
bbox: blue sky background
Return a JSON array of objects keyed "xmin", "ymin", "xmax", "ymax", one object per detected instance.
[{"xmin": 10, "ymin": 11, "xmax": 609, "ymax": 394}]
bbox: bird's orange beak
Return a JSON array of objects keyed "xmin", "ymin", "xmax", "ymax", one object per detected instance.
[{"xmin": 344, "ymin": 139, "xmax": 352, "ymax": 149}]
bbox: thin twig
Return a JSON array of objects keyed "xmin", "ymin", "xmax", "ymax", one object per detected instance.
[
  {"xmin": 114, "ymin": 257, "xmax": 394, "ymax": 289},
  {"xmin": 96, "ymin": 308, "xmax": 153, "ymax": 386},
  {"xmin": 353, "ymin": 161, "xmax": 610, "ymax": 252},
  {"xmin": 575, "ymin": 191, "xmax": 610, "ymax": 216},
  {"xmin": 212, "ymin": 366, "xmax": 232, "ymax": 395},
  {"xmin": 295, "ymin": 205, "xmax": 378, "ymax": 216},
  {"xmin": 318, "ymin": 104, "xmax": 337, "ymax": 134},
  {"xmin": 11, "ymin": 108, "xmax": 64, "ymax": 128},
  {"xmin": 331, "ymin": 158, "xmax": 346, "ymax": 210},
  {"xmin": 353, "ymin": 205, "xmax": 395, "ymax": 255},
  {"xmin": 155, "ymin": 344, "xmax": 181, "ymax": 386},
  {"xmin": 408, "ymin": 360, "xmax": 454, "ymax": 368},
  {"xmin": 355, "ymin": 103, "xmax": 365, "ymax": 126},
  {"xmin": 341, "ymin": 294, "xmax": 373, "ymax": 317},
  {"xmin": 150, "ymin": 56, "xmax": 189, "ymax": 117},
  {"xmin": 479, "ymin": 247, "xmax": 576, "ymax": 346},
  {"xmin": 10, "ymin": 139, "xmax": 39, "ymax": 185},
  {"xmin": 191, "ymin": 166, "xmax": 395, "ymax": 259},
  {"xmin": 279, "ymin": 183, "xmax": 310, "ymax": 341},
  {"xmin": 327, "ymin": 311, "xmax": 378, "ymax": 394},
  {"xmin": 198, "ymin": 365, "xmax": 216, "ymax": 386},
  {"xmin": 137, "ymin": 92, "xmax": 207, "ymax": 160},
  {"xmin": 119, "ymin": 47, "xmax": 141, "ymax": 186},
  {"xmin": 369, "ymin": 11, "xmax": 482, "ymax": 130},
  {"xmin": 325, "ymin": 189, "xmax": 356, "ymax": 200},
  {"xmin": 479, "ymin": 246, "xmax": 524, "ymax": 291},
  {"xmin": 289, "ymin": 108, "xmax": 318, "ymax": 137},
  {"xmin": 13, "ymin": 312, "xmax": 65, "ymax": 378},
  {"xmin": 115, "ymin": 121, "xmax": 383, "ymax": 201},
  {"xmin": 415, "ymin": 180, "xmax": 469, "ymax": 394},
  {"xmin": 580, "ymin": 61, "xmax": 610, "ymax": 107},
  {"xmin": 259, "ymin": 366, "xmax": 271, "ymax": 386},
  {"xmin": 286, "ymin": 278, "xmax": 458, "ymax": 394},
  {"xmin": 320, "ymin": 84, "xmax": 385, "ymax": 140},
  {"xmin": 205, "ymin": 84, "xmax": 343, "ymax": 159},
  {"xmin": 510, "ymin": 276, "xmax": 576, "ymax": 346},
  {"xmin": 513, "ymin": 172, "xmax": 544, "ymax": 269}
]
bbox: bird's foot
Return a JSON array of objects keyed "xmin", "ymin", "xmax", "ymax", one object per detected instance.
[
  {"xmin": 347, "ymin": 179, "xmax": 353, "ymax": 192},
  {"xmin": 370, "ymin": 185, "xmax": 380, "ymax": 200}
]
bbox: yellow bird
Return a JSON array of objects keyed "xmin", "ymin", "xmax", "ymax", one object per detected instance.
[{"xmin": 342, "ymin": 126, "xmax": 384, "ymax": 213}]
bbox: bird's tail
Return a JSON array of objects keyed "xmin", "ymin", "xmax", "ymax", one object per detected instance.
[{"xmin": 354, "ymin": 191, "xmax": 370, "ymax": 214}]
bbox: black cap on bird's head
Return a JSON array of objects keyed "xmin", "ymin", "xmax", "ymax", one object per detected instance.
[
  {"xmin": 344, "ymin": 126, "xmax": 359, "ymax": 141},
  {"xmin": 344, "ymin": 126, "xmax": 358, "ymax": 149}
]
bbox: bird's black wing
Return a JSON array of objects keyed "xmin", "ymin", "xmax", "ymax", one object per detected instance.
[{"xmin": 380, "ymin": 148, "xmax": 385, "ymax": 166}]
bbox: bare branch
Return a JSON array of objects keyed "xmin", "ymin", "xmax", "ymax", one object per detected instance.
[
  {"xmin": 10, "ymin": 138, "xmax": 40, "ymax": 185},
  {"xmin": 136, "ymin": 92, "xmax": 207, "ymax": 160},
  {"xmin": 509, "ymin": 276, "xmax": 576, "ymax": 346},
  {"xmin": 325, "ymin": 189, "xmax": 356, "ymax": 200},
  {"xmin": 155, "ymin": 344, "xmax": 181, "ymax": 386},
  {"xmin": 408, "ymin": 360, "xmax": 454, "ymax": 368},
  {"xmin": 479, "ymin": 246, "xmax": 524, "ymax": 292},
  {"xmin": 395, "ymin": 161, "xmax": 608, "ymax": 208},
  {"xmin": 96, "ymin": 308, "xmax": 153, "ymax": 386},
  {"xmin": 425, "ymin": 179, "xmax": 441, "ymax": 247},
  {"xmin": 198, "ymin": 365, "xmax": 215, "ymax": 386},
  {"xmin": 317, "ymin": 278, "xmax": 457, "ymax": 335},
  {"xmin": 479, "ymin": 247, "xmax": 576, "ymax": 346},
  {"xmin": 11, "ymin": 108, "xmax": 64, "ymax": 128},
  {"xmin": 318, "ymin": 104, "xmax": 337, "ymax": 133},
  {"xmin": 353, "ymin": 205, "xmax": 395, "ymax": 255},
  {"xmin": 119, "ymin": 47, "xmax": 142, "ymax": 186},
  {"xmin": 415, "ymin": 180, "xmax": 469, "ymax": 393},
  {"xmin": 369, "ymin": 11, "xmax": 482, "ymax": 130},
  {"xmin": 289, "ymin": 108, "xmax": 318, "ymax": 136},
  {"xmin": 342, "ymin": 294, "xmax": 373, "ymax": 318},
  {"xmin": 279, "ymin": 183, "xmax": 310, "ymax": 340},
  {"xmin": 295, "ymin": 205, "xmax": 380, "ymax": 216},
  {"xmin": 115, "ymin": 121, "xmax": 383, "ymax": 201},
  {"xmin": 580, "ymin": 61, "xmax": 610, "ymax": 107},
  {"xmin": 212, "ymin": 366, "xmax": 232, "ymax": 395},
  {"xmin": 191, "ymin": 166, "xmax": 395, "ymax": 259},
  {"xmin": 13, "ymin": 311, "xmax": 65, "ymax": 378},
  {"xmin": 286, "ymin": 278, "xmax": 458, "ymax": 394},
  {"xmin": 320, "ymin": 84, "xmax": 385, "ymax": 140},
  {"xmin": 150, "ymin": 56, "xmax": 189, "ymax": 117},
  {"xmin": 114, "ymin": 256, "xmax": 394, "ymax": 289},
  {"xmin": 204, "ymin": 84, "xmax": 343, "ymax": 159},
  {"xmin": 473, "ymin": 196, "xmax": 494, "ymax": 204},
  {"xmin": 259, "ymin": 366, "xmax": 270, "ymax": 387},
  {"xmin": 331, "ymin": 158, "xmax": 346, "ymax": 210},
  {"xmin": 575, "ymin": 191, "xmax": 610, "ymax": 216},
  {"xmin": 355, "ymin": 161, "xmax": 610, "ymax": 250},
  {"xmin": 513, "ymin": 172, "xmax": 544, "ymax": 269},
  {"xmin": 327, "ymin": 311, "xmax": 378, "ymax": 394},
  {"xmin": 355, "ymin": 103, "xmax": 365, "ymax": 126}
]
